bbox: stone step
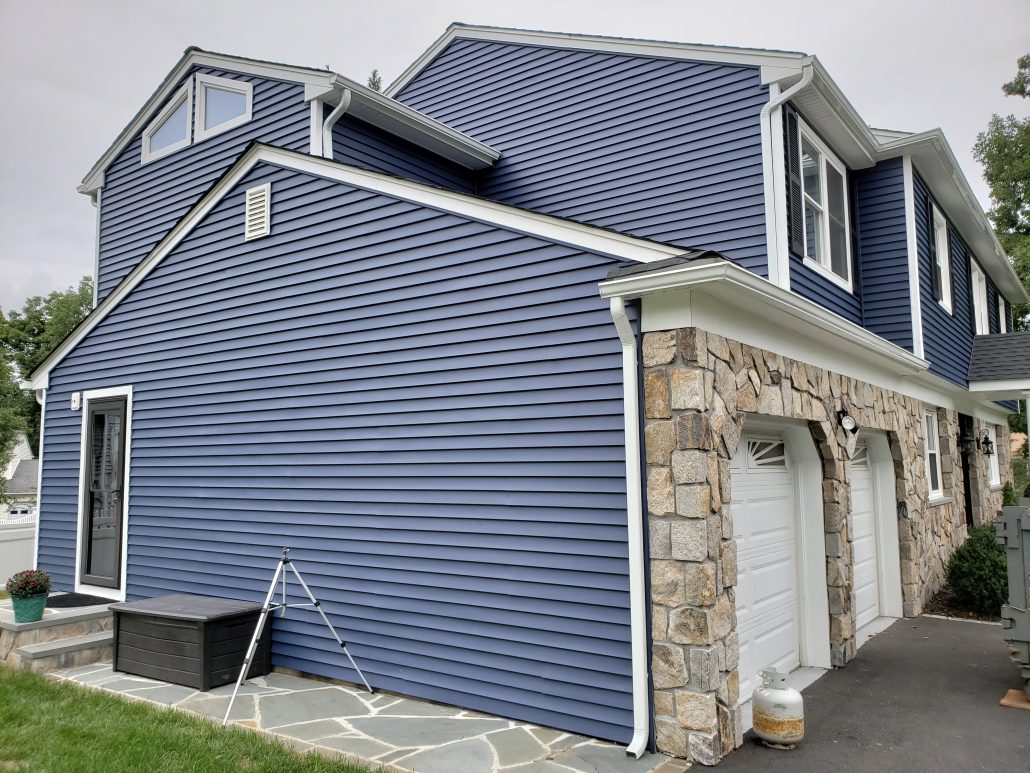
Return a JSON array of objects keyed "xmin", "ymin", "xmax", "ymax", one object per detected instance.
[{"xmin": 10, "ymin": 631, "xmax": 113, "ymax": 674}]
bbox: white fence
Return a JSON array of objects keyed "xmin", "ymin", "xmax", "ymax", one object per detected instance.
[{"xmin": 0, "ymin": 514, "xmax": 36, "ymax": 583}]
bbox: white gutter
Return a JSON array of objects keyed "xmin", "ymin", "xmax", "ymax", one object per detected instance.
[
  {"xmin": 321, "ymin": 88, "xmax": 353, "ymax": 160},
  {"xmin": 760, "ymin": 62, "xmax": 814, "ymax": 289},
  {"xmin": 610, "ymin": 296, "xmax": 649, "ymax": 759}
]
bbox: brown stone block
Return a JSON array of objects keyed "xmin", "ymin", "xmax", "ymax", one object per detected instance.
[
  {"xmin": 644, "ymin": 369, "xmax": 671, "ymax": 419},
  {"xmin": 646, "ymin": 421, "xmax": 676, "ymax": 465},
  {"xmin": 679, "ymin": 328, "xmax": 707, "ymax": 365},
  {"xmin": 676, "ymin": 413, "xmax": 715, "ymax": 450}
]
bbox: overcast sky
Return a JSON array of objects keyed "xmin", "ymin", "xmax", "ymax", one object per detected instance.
[{"xmin": 1, "ymin": 0, "xmax": 1027, "ymax": 311}]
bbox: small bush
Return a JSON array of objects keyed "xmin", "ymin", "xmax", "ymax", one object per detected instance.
[
  {"xmin": 946, "ymin": 525, "xmax": 1007, "ymax": 615},
  {"xmin": 1002, "ymin": 481, "xmax": 1019, "ymax": 506}
]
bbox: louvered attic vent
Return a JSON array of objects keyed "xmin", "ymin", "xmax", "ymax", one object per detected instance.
[{"xmin": 244, "ymin": 183, "xmax": 271, "ymax": 240}]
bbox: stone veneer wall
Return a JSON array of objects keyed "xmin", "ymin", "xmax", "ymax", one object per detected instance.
[{"xmin": 641, "ymin": 326, "xmax": 1001, "ymax": 765}]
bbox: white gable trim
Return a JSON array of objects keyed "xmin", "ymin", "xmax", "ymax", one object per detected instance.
[{"xmin": 32, "ymin": 145, "xmax": 683, "ymax": 389}]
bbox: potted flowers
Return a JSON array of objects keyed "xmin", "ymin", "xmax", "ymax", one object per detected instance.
[{"xmin": 5, "ymin": 569, "xmax": 51, "ymax": 623}]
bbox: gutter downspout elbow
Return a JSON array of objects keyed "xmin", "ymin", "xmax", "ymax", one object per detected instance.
[
  {"xmin": 760, "ymin": 62, "xmax": 814, "ymax": 288},
  {"xmin": 321, "ymin": 88, "xmax": 352, "ymax": 160},
  {"xmin": 610, "ymin": 296, "xmax": 649, "ymax": 759}
]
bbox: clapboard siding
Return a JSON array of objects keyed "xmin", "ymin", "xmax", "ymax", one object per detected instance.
[
  {"xmin": 38, "ymin": 162, "xmax": 635, "ymax": 743},
  {"xmin": 854, "ymin": 158, "xmax": 911, "ymax": 349},
  {"xmin": 789, "ymin": 257, "xmax": 863, "ymax": 325},
  {"xmin": 96, "ymin": 67, "xmax": 310, "ymax": 303},
  {"xmin": 332, "ymin": 115, "xmax": 476, "ymax": 192},
  {"xmin": 395, "ymin": 38, "xmax": 770, "ymax": 273}
]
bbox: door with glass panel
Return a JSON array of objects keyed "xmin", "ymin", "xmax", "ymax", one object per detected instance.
[{"xmin": 80, "ymin": 397, "xmax": 127, "ymax": 588}]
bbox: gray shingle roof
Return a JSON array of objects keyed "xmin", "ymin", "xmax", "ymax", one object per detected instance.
[
  {"xmin": 605, "ymin": 250, "xmax": 727, "ymax": 280},
  {"xmin": 967, "ymin": 332, "xmax": 1030, "ymax": 382},
  {"xmin": 5, "ymin": 459, "xmax": 38, "ymax": 495}
]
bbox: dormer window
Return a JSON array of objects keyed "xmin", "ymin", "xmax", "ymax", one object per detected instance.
[
  {"xmin": 929, "ymin": 203, "xmax": 953, "ymax": 313},
  {"xmin": 141, "ymin": 82, "xmax": 192, "ymax": 163},
  {"xmin": 141, "ymin": 74, "xmax": 253, "ymax": 164}
]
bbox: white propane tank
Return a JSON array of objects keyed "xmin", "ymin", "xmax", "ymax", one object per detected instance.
[{"xmin": 751, "ymin": 668, "xmax": 804, "ymax": 749}]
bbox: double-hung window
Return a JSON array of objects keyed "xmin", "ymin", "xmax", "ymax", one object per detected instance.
[
  {"xmin": 998, "ymin": 296, "xmax": 1008, "ymax": 334},
  {"xmin": 924, "ymin": 410, "xmax": 943, "ymax": 498},
  {"xmin": 970, "ymin": 260, "xmax": 989, "ymax": 335},
  {"xmin": 794, "ymin": 123, "xmax": 853, "ymax": 290},
  {"xmin": 930, "ymin": 204, "xmax": 953, "ymax": 312},
  {"xmin": 987, "ymin": 425, "xmax": 1000, "ymax": 486}
]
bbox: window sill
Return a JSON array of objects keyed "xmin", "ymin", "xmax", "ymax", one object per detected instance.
[
  {"xmin": 801, "ymin": 257, "xmax": 853, "ymax": 293},
  {"xmin": 937, "ymin": 299, "xmax": 953, "ymax": 316},
  {"xmin": 989, "ymin": 484, "xmax": 1003, "ymax": 492},
  {"xmin": 927, "ymin": 495, "xmax": 953, "ymax": 508}
]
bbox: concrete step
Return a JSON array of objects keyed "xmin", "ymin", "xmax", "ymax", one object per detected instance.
[{"xmin": 10, "ymin": 631, "xmax": 113, "ymax": 674}]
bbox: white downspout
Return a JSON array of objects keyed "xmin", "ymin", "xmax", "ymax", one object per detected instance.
[
  {"xmin": 760, "ymin": 62, "xmax": 814, "ymax": 289},
  {"xmin": 610, "ymin": 296, "xmax": 649, "ymax": 759},
  {"xmin": 321, "ymin": 88, "xmax": 353, "ymax": 160},
  {"xmin": 31, "ymin": 388, "xmax": 46, "ymax": 567}
]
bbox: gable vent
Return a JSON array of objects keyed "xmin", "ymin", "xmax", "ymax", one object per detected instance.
[{"xmin": 244, "ymin": 183, "xmax": 271, "ymax": 240}]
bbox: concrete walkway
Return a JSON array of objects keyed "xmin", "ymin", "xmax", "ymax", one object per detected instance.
[
  {"xmin": 51, "ymin": 664, "xmax": 683, "ymax": 773},
  {"xmin": 720, "ymin": 616, "xmax": 1029, "ymax": 772}
]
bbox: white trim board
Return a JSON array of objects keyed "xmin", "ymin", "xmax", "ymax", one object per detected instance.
[
  {"xmin": 30, "ymin": 144, "xmax": 684, "ymax": 390},
  {"xmin": 902, "ymin": 156, "xmax": 925, "ymax": 358}
]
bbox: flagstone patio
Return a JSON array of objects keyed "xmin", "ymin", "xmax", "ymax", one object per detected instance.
[{"xmin": 51, "ymin": 663, "xmax": 684, "ymax": 773}]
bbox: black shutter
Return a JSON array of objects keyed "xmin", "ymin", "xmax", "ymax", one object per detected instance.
[
  {"xmin": 928, "ymin": 198, "xmax": 942, "ymax": 301},
  {"xmin": 783, "ymin": 105, "xmax": 804, "ymax": 257}
]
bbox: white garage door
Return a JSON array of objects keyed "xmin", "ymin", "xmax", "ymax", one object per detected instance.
[
  {"xmin": 850, "ymin": 444, "xmax": 880, "ymax": 631},
  {"xmin": 732, "ymin": 436, "xmax": 800, "ymax": 701}
]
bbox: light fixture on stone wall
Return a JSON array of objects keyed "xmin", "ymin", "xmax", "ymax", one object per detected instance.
[
  {"xmin": 977, "ymin": 429, "xmax": 995, "ymax": 457},
  {"xmin": 959, "ymin": 430, "xmax": 976, "ymax": 457},
  {"xmin": 837, "ymin": 406, "xmax": 858, "ymax": 434}
]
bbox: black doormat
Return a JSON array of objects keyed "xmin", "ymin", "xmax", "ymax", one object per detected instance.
[{"xmin": 47, "ymin": 593, "xmax": 112, "ymax": 608}]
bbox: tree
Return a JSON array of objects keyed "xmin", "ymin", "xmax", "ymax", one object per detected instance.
[
  {"xmin": 0, "ymin": 276, "xmax": 93, "ymax": 464},
  {"xmin": 367, "ymin": 69, "xmax": 382, "ymax": 92},
  {"xmin": 973, "ymin": 54, "xmax": 1030, "ymax": 331}
]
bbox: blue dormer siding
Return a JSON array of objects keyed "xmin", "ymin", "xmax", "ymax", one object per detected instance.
[
  {"xmin": 854, "ymin": 158, "xmax": 912, "ymax": 349},
  {"xmin": 39, "ymin": 162, "xmax": 635, "ymax": 743},
  {"xmin": 332, "ymin": 115, "xmax": 476, "ymax": 192},
  {"xmin": 96, "ymin": 67, "xmax": 310, "ymax": 303},
  {"xmin": 395, "ymin": 38, "xmax": 770, "ymax": 274}
]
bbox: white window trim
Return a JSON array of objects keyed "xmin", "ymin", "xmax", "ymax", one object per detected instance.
[
  {"xmin": 141, "ymin": 81, "xmax": 192, "ymax": 164},
  {"xmin": 970, "ymin": 260, "xmax": 989, "ymax": 335},
  {"xmin": 998, "ymin": 296, "xmax": 1008, "ymax": 334},
  {"xmin": 924, "ymin": 409, "xmax": 944, "ymax": 499},
  {"xmin": 987, "ymin": 425, "xmax": 1001, "ymax": 487},
  {"xmin": 74, "ymin": 385, "xmax": 133, "ymax": 602},
  {"xmin": 799, "ymin": 122, "xmax": 853, "ymax": 293},
  {"xmin": 194, "ymin": 73, "xmax": 254, "ymax": 143},
  {"xmin": 931, "ymin": 204, "xmax": 953, "ymax": 314}
]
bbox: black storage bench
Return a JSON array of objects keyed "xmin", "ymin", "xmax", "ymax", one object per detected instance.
[{"xmin": 109, "ymin": 594, "xmax": 272, "ymax": 690}]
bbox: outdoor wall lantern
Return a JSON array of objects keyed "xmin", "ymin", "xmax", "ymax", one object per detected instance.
[
  {"xmin": 837, "ymin": 406, "xmax": 859, "ymax": 434},
  {"xmin": 959, "ymin": 430, "xmax": 976, "ymax": 457},
  {"xmin": 977, "ymin": 429, "xmax": 995, "ymax": 457}
]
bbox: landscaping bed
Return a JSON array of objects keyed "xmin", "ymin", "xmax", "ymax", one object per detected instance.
[
  {"xmin": 924, "ymin": 584, "xmax": 1001, "ymax": 622},
  {"xmin": 0, "ymin": 669, "xmax": 372, "ymax": 773}
]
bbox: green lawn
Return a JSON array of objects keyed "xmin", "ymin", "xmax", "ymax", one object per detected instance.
[
  {"xmin": 1013, "ymin": 456, "xmax": 1029, "ymax": 500},
  {"xmin": 0, "ymin": 669, "xmax": 372, "ymax": 773},
  {"xmin": 0, "ymin": 590, "xmax": 8, "ymax": 600}
]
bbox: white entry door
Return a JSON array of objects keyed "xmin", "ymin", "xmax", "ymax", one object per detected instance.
[
  {"xmin": 732, "ymin": 436, "xmax": 800, "ymax": 701},
  {"xmin": 850, "ymin": 444, "xmax": 880, "ymax": 630}
]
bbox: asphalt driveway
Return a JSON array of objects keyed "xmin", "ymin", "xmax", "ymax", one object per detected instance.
[{"xmin": 719, "ymin": 616, "xmax": 1028, "ymax": 772}]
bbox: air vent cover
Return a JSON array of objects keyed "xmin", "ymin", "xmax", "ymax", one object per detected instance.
[{"xmin": 244, "ymin": 183, "xmax": 270, "ymax": 240}]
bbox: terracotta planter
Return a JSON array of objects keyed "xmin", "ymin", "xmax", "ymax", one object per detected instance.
[{"xmin": 11, "ymin": 593, "xmax": 48, "ymax": 623}]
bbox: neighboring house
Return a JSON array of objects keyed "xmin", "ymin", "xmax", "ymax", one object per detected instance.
[
  {"xmin": 3, "ymin": 433, "xmax": 34, "ymax": 483},
  {"xmin": 4, "ymin": 458, "xmax": 39, "ymax": 508},
  {"xmin": 25, "ymin": 26, "xmax": 1030, "ymax": 766}
]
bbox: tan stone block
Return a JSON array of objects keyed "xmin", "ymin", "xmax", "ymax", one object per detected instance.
[
  {"xmin": 669, "ymin": 607, "xmax": 713, "ymax": 645},
  {"xmin": 706, "ymin": 454, "xmax": 721, "ymax": 511},
  {"xmin": 723, "ymin": 632, "xmax": 739, "ymax": 670},
  {"xmin": 757, "ymin": 383, "xmax": 783, "ymax": 415},
  {"xmin": 720, "ymin": 413, "xmax": 743, "ymax": 459},
  {"xmin": 643, "ymin": 331, "xmax": 677, "ymax": 367},
  {"xmin": 652, "ymin": 560, "xmax": 687, "ymax": 607},
  {"xmin": 671, "ymin": 449, "xmax": 708, "ymax": 484},
  {"xmin": 720, "ymin": 505, "xmax": 734, "ymax": 541},
  {"xmin": 676, "ymin": 484, "xmax": 711, "ymax": 518},
  {"xmin": 688, "ymin": 730, "xmax": 719, "ymax": 766},
  {"xmin": 653, "ymin": 643, "xmax": 688, "ymax": 689},
  {"xmin": 656, "ymin": 717, "xmax": 688, "ymax": 757},
  {"xmin": 714, "ymin": 359, "xmax": 736, "ymax": 412},
  {"xmin": 728, "ymin": 339, "xmax": 744, "ymax": 372},
  {"xmin": 652, "ymin": 604, "xmax": 669, "ymax": 641},
  {"xmin": 736, "ymin": 383, "xmax": 757, "ymax": 413},
  {"xmin": 710, "ymin": 594, "xmax": 734, "ymax": 640},
  {"xmin": 685, "ymin": 562, "xmax": 717, "ymax": 606},
  {"xmin": 644, "ymin": 369, "xmax": 671, "ymax": 419},
  {"xmin": 671, "ymin": 369, "xmax": 705, "ymax": 411},
  {"xmin": 648, "ymin": 467, "xmax": 676, "ymax": 515},
  {"xmin": 830, "ymin": 613, "xmax": 853, "ymax": 643},
  {"xmin": 725, "ymin": 669, "xmax": 740, "ymax": 704},
  {"xmin": 707, "ymin": 514, "xmax": 722, "ymax": 560},
  {"xmin": 720, "ymin": 539, "xmax": 738, "ymax": 587},
  {"xmin": 676, "ymin": 413, "xmax": 715, "ymax": 450},
  {"xmin": 707, "ymin": 333, "xmax": 730, "ymax": 362},
  {"xmin": 654, "ymin": 689, "xmax": 675, "ymax": 718},
  {"xmin": 646, "ymin": 421, "xmax": 676, "ymax": 465},
  {"xmin": 671, "ymin": 519, "xmax": 708, "ymax": 561},
  {"xmin": 676, "ymin": 689, "xmax": 717, "ymax": 731}
]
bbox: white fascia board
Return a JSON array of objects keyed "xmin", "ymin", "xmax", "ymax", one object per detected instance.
[
  {"xmin": 327, "ymin": 75, "xmax": 499, "ymax": 169},
  {"xmin": 967, "ymin": 378, "xmax": 1030, "ymax": 395},
  {"xmin": 387, "ymin": 23, "xmax": 806, "ymax": 96},
  {"xmin": 30, "ymin": 145, "xmax": 683, "ymax": 389},
  {"xmin": 78, "ymin": 49, "xmax": 335, "ymax": 195}
]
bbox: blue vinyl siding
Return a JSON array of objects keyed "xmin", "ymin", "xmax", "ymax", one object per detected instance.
[
  {"xmin": 332, "ymin": 115, "xmax": 476, "ymax": 192},
  {"xmin": 788, "ymin": 258, "xmax": 862, "ymax": 325},
  {"xmin": 854, "ymin": 158, "xmax": 911, "ymax": 349},
  {"xmin": 395, "ymin": 38, "xmax": 770, "ymax": 274},
  {"xmin": 38, "ymin": 163, "xmax": 634, "ymax": 743},
  {"xmin": 96, "ymin": 67, "xmax": 310, "ymax": 303}
]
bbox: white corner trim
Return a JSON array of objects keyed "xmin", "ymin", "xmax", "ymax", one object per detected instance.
[
  {"xmin": 609, "ymin": 297, "xmax": 649, "ymax": 759},
  {"xmin": 31, "ymin": 390, "xmax": 47, "ymax": 568},
  {"xmin": 29, "ymin": 145, "xmax": 683, "ymax": 389},
  {"xmin": 140, "ymin": 80, "xmax": 193, "ymax": 164},
  {"xmin": 92, "ymin": 188, "xmax": 102, "ymax": 309},
  {"xmin": 73, "ymin": 385, "xmax": 133, "ymax": 602},
  {"xmin": 902, "ymin": 156, "xmax": 924, "ymax": 358},
  {"xmin": 194, "ymin": 73, "xmax": 254, "ymax": 143}
]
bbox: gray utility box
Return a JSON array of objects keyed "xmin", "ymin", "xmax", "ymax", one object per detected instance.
[
  {"xmin": 110, "ymin": 594, "xmax": 271, "ymax": 691},
  {"xmin": 997, "ymin": 503, "xmax": 1030, "ymax": 699}
]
